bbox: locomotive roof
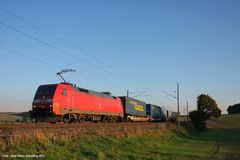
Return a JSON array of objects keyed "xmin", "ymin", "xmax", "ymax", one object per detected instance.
[{"xmin": 59, "ymin": 83, "xmax": 117, "ymax": 99}]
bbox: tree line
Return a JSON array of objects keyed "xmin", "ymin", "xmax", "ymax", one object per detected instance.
[{"xmin": 227, "ymin": 103, "xmax": 240, "ymax": 114}]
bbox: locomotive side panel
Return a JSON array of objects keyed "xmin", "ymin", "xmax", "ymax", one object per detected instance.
[
  {"xmin": 71, "ymin": 88, "xmax": 123, "ymax": 116},
  {"xmin": 54, "ymin": 84, "xmax": 124, "ymax": 117}
]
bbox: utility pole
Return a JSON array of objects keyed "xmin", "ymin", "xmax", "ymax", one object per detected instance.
[
  {"xmin": 183, "ymin": 107, "xmax": 185, "ymax": 122},
  {"xmin": 163, "ymin": 82, "xmax": 180, "ymax": 126},
  {"xmin": 186, "ymin": 101, "xmax": 189, "ymax": 121},
  {"xmin": 127, "ymin": 90, "xmax": 129, "ymax": 97},
  {"xmin": 177, "ymin": 82, "xmax": 180, "ymax": 126}
]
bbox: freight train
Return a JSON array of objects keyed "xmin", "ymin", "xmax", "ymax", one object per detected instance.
[{"xmin": 30, "ymin": 83, "xmax": 177, "ymax": 123}]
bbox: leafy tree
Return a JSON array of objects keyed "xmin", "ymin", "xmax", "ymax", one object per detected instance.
[
  {"xmin": 197, "ymin": 94, "xmax": 221, "ymax": 119},
  {"xmin": 189, "ymin": 94, "xmax": 221, "ymax": 131}
]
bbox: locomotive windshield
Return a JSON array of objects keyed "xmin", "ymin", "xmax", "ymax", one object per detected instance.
[{"xmin": 34, "ymin": 84, "xmax": 57, "ymax": 99}]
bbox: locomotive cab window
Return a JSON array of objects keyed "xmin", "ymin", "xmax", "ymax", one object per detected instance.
[{"xmin": 62, "ymin": 89, "xmax": 67, "ymax": 96}]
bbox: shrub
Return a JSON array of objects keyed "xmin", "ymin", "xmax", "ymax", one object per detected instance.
[{"xmin": 189, "ymin": 110, "xmax": 206, "ymax": 131}]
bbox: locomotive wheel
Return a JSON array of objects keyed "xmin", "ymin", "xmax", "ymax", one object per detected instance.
[
  {"xmin": 63, "ymin": 118, "xmax": 70, "ymax": 123},
  {"xmin": 102, "ymin": 116, "xmax": 109, "ymax": 123},
  {"xmin": 63, "ymin": 115, "xmax": 70, "ymax": 123},
  {"xmin": 63, "ymin": 114, "xmax": 78, "ymax": 123},
  {"xmin": 70, "ymin": 117, "xmax": 77, "ymax": 123}
]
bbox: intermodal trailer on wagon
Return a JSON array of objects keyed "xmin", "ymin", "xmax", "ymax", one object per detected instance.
[
  {"xmin": 119, "ymin": 96, "xmax": 148, "ymax": 121},
  {"xmin": 146, "ymin": 104, "xmax": 165, "ymax": 121},
  {"xmin": 168, "ymin": 111, "xmax": 177, "ymax": 122}
]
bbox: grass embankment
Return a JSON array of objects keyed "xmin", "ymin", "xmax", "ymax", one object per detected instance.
[{"xmin": 1, "ymin": 114, "xmax": 240, "ymax": 160}]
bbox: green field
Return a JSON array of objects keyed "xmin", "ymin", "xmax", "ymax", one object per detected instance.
[
  {"xmin": 1, "ymin": 114, "xmax": 240, "ymax": 160},
  {"xmin": 207, "ymin": 114, "xmax": 240, "ymax": 128},
  {"xmin": 0, "ymin": 112, "xmax": 23, "ymax": 123}
]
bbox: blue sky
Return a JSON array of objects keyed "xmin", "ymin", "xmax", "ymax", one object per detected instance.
[{"xmin": 0, "ymin": 0, "xmax": 240, "ymax": 113}]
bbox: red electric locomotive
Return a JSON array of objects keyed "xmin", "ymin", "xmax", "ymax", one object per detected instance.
[{"xmin": 31, "ymin": 83, "xmax": 124, "ymax": 123}]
